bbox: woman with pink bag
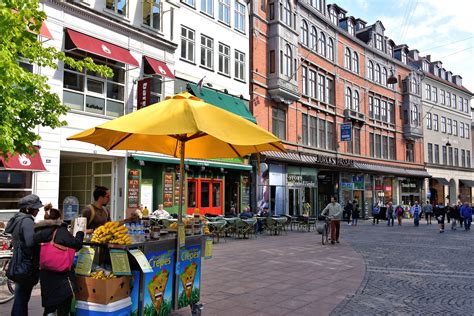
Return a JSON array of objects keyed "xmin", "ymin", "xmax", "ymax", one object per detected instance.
[{"xmin": 34, "ymin": 206, "xmax": 84, "ymax": 316}]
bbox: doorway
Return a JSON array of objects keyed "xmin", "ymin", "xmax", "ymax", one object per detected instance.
[{"xmin": 288, "ymin": 188, "xmax": 301, "ymax": 216}]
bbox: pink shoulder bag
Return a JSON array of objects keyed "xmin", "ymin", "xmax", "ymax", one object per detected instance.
[{"xmin": 40, "ymin": 228, "xmax": 76, "ymax": 272}]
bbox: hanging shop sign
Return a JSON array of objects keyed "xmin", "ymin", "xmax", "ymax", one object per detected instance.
[
  {"xmin": 340, "ymin": 123, "xmax": 352, "ymax": 142},
  {"xmin": 127, "ymin": 169, "xmax": 140, "ymax": 209}
]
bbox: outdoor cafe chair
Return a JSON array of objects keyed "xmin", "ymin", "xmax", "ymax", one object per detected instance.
[{"xmin": 208, "ymin": 220, "xmax": 226, "ymax": 243}]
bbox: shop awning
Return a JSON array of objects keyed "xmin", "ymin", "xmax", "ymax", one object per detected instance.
[
  {"xmin": 459, "ymin": 179, "xmax": 474, "ymax": 187},
  {"xmin": 0, "ymin": 148, "xmax": 46, "ymax": 171},
  {"xmin": 65, "ymin": 29, "xmax": 139, "ymax": 67},
  {"xmin": 143, "ymin": 56, "xmax": 175, "ymax": 79},
  {"xmin": 432, "ymin": 177, "xmax": 449, "ymax": 185},
  {"xmin": 39, "ymin": 21, "xmax": 53, "ymax": 40},
  {"xmin": 187, "ymin": 83, "xmax": 257, "ymax": 123},
  {"xmin": 132, "ymin": 154, "xmax": 252, "ymax": 171}
]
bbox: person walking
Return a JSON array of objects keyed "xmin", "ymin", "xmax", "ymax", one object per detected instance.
[
  {"xmin": 411, "ymin": 201, "xmax": 421, "ymax": 226},
  {"xmin": 5, "ymin": 194, "xmax": 42, "ymax": 316},
  {"xmin": 386, "ymin": 202, "xmax": 394, "ymax": 226},
  {"xmin": 395, "ymin": 204, "xmax": 404, "ymax": 226},
  {"xmin": 351, "ymin": 200, "xmax": 359, "ymax": 226},
  {"xmin": 460, "ymin": 202, "xmax": 472, "ymax": 231},
  {"xmin": 456, "ymin": 201, "xmax": 464, "ymax": 229},
  {"xmin": 344, "ymin": 200, "xmax": 353, "ymax": 226},
  {"xmin": 321, "ymin": 196, "xmax": 343, "ymax": 244},
  {"xmin": 372, "ymin": 204, "xmax": 380, "ymax": 225},
  {"xmin": 449, "ymin": 204, "xmax": 459, "ymax": 230},
  {"xmin": 422, "ymin": 201, "xmax": 433, "ymax": 224},
  {"xmin": 435, "ymin": 202, "xmax": 447, "ymax": 233},
  {"xmin": 34, "ymin": 207, "xmax": 84, "ymax": 316}
]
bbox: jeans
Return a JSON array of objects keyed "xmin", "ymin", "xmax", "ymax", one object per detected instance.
[
  {"xmin": 43, "ymin": 295, "xmax": 73, "ymax": 316},
  {"xmin": 12, "ymin": 281, "xmax": 36, "ymax": 316},
  {"xmin": 414, "ymin": 215, "xmax": 420, "ymax": 226},
  {"xmin": 464, "ymin": 218, "xmax": 471, "ymax": 230},
  {"xmin": 352, "ymin": 218, "xmax": 358, "ymax": 226},
  {"xmin": 330, "ymin": 220, "xmax": 340, "ymax": 242},
  {"xmin": 387, "ymin": 217, "xmax": 394, "ymax": 226}
]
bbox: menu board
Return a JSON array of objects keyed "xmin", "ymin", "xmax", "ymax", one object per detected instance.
[
  {"xmin": 128, "ymin": 169, "xmax": 140, "ymax": 208},
  {"xmin": 174, "ymin": 172, "xmax": 185, "ymax": 206},
  {"xmin": 163, "ymin": 173, "xmax": 173, "ymax": 207},
  {"xmin": 110, "ymin": 249, "xmax": 131, "ymax": 276}
]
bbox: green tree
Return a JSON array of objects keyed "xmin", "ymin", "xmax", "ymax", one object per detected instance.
[{"xmin": 0, "ymin": 0, "xmax": 112, "ymax": 158}]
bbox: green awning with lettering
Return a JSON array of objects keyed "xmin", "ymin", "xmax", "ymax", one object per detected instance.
[
  {"xmin": 187, "ymin": 83, "xmax": 257, "ymax": 123},
  {"xmin": 132, "ymin": 154, "xmax": 252, "ymax": 171}
]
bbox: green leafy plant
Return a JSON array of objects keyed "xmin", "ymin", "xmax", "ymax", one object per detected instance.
[{"xmin": 0, "ymin": 0, "xmax": 112, "ymax": 158}]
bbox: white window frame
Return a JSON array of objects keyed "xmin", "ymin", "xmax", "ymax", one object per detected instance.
[
  {"xmin": 218, "ymin": 42, "xmax": 230, "ymax": 76},
  {"xmin": 180, "ymin": 26, "xmax": 195, "ymax": 62},
  {"xmin": 106, "ymin": 0, "xmax": 128, "ymax": 16},
  {"xmin": 200, "ymin": 34, "xmax": 214, "ymax": 70},
  {"xmin": 235, "ymin": 49, "xmax": 245, "ymax": 81},
  {"xmin": 201, "ymin": 0, "xmax": 213, "ymax": 16},
  {"xmin": 218, "ymin": 0, "xmax": 230, "ymax": 25},
  {"xmin": 234, "ymin": 2, "xmax": 245, "ymax": 33},
  {"xmin": 142, "ymin": 0, "xmax": 161, "ymax": 30}
]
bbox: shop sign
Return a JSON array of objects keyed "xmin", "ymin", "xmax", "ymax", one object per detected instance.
[
  {"xmin": 353, "ymin": 182, "xmax": 364, "ymax": 190},
  {"xmin": 340, "ymin": 182, "xmax": 354, "ymax": 189},
  {"xmin": 385, "ymin": 186, "xmax": 392, "ymax": 191},
  {"xmin": 127, "ymin": 169, "xmax": 140, "ymax": 209},
  {"xmin": 144, "ymin": 250, "xmax": 175, "ymax": 315},
  {"xmin": 401, "ymin": 183, "xmax": 417, "ymax": 188},
  {"xmin": 163, "ymin": 172, "xmax": 173, "ymax": 207},
  {"xmin": 63, "ymin": 196, "xmax": 79, "ymax": 221},
  {"xmin": 137, "ymin": 77, "xmax": 151, "ymax": 110},
  {"xmin": 313, "ymin": 154, "xmax": 354, "ymax": 167},
  {"xmin": 340, "ymin": 123, "xmax": 352, "ymax": 142},
  {"xmin": 287, "ymin": 174, "xmax": 316, "ymax": 187},
  {"xmin": 375, "ymin": 185, "xmax": 384, "ymax": 190}
]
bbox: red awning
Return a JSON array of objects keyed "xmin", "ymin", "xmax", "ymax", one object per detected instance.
[
  {"xmin": 144, "ymin": 56, "xmax": 175, "ymax": 79},
  {"xmin": 39, "ymin": 21, "xmax": 53, "ymax": 40},
  {"xmin": 66, "ymin": 29, "xmax": 139, "ymax": 67},
  {"xmin": 0, "ymin": 147, "xmax": 47, "ymax": 172}
]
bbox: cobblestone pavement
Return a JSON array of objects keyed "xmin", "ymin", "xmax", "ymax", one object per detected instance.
[{"xmin": 332, "ymin": 219, "xmax": 474, "ymax": 315}]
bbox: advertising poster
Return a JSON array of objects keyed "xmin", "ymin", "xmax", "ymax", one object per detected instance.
[
  {"xmin": 128, "ymin": 169, "xmax": 140, "ymax": 209},
  {"xmin": 177, "ymin": 245, "xmax": 201, "ymax": 309},
  {"xmin": 130, "ymin": 270, "xmax": 141, "ymax": 316},
  {"xmin": 163, "ymin": 173, "xmax": 173, "ymax": 208},
  {"xmin": 143, "ymin": 250, "xmax": 175, "ymax": 316}
]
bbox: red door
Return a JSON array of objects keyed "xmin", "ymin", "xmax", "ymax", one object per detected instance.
[{"xmin": 187, "ymin": 179, "xmax": 223, "ymax": 215}]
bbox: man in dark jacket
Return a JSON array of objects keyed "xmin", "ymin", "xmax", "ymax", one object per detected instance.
[
  {"xmin": 34, "ymin": 208, "xmax": 84, "ymax": 316},
  {"xmin": 435, "ymin": 202, "xmax": 447, "ymax": 233},
  {"xmin": 5, "ymin": 194, "xmax": 42, "ymax": 316}
]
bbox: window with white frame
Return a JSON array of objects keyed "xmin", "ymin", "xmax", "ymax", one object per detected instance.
[
  {"xmin": 446, "ymin": 92, "xmax": 451, "ymax": 106},
  {"xmin": 461, "ymin": 149, "xmax": 466, "ymax": 167},
  {"xmin": 182, "ymin": 0, "xmax": 195, "ymax": 6},
  {"xmin": 425, "ymin": 84, "xmax": 431, "ymax": 100},
  {"xmin": 353, "ymin": 90, "xmax": 359, "ymax": 112},
  {"xmin": 387, "ymin": 44, "xmax": 393, "ymax": 57},
  {"xmin": 465, "ymin": 123, "xmax": 470, "ymax": 139},
  {"xmin": 428, "ymin": 143, "xmax": 433, "ymax": 163},
  {"xmin": 458, "ymin": 96, "xmax": 463, "ymax": 111},
  {"xmin": 200, "ymin": 35, "xmax": 213, "ymax": 69},
  {"xmin": 468, "ymin": 150, "xmax": 472, "ymax": 168},
  {"xmin": 310, "ymin": 27, "xmax": 317, "ymax": 49},
  {"xmin": 106, "ymin": 0, "xmax": 128, "ymax": 16},
  {"xmin": 218, "ymin": 42, "xmax": 230, "ymax": 75},
  {"xmin": 63, "ymin": 51, "xmax": 125, "ymax": 117},
  {"xmin": 235, "ymin": 50, "xmax": 245, "ymax": 81},
  {"xmin": 433, "ymin": 114, "xmax": 438, "ymax": 131},
  {"xmin": 234, "ymin": 2, "xmax": 245, "ymax": 33},
  {"xmin": 426, "ymin": 112, "xmax": 432, "ymax": 129},
  {"xmin": 301, "ymin": 20, "xmax": 308, "ymax": 46},
  {"xmin": 327, "ymin": 38, "xmax": 334, "ymax": 61},
  {"xmin": 463, "ymin": 98, "xmax": 468, "ymax": 112},
  {"xmin": 453, "ymin": 120, "xmax": 457, "ymax": 136},
  {"xmin": 411, "ymin": 78, "xmax": 417, "ymax": 94},
  {"xmin": 344, "ymin": 48, "xmax": 351, "ymax": 70},
  {"xmin": 387, "ymin": 102, "xmax": 393, "ymax": 123},
  {"xmin": 374, "ymin": 98, "xmax": 380, "ymax": 119},
  {"xmin": 201, "ymin": 0, "xmax": 213, "ymax": 16},
  {"xmin": 309, "ymin": 70, "xmax": 316, "ymax": 98},
  {"xmin": 460, "ymin": 121, "xmax": 464, "ymax": 137},
  {"xmin": 375, "ymin": 64, "xmax": 381, "ymax": 83},
  {"xmin": 381, "ymin": 100, "xmax": 387, "ymax": 121},
  {"xmin": 441, "ymin": 116, "xmax": 446, "ymax": 133},
  {"xmin": 447, "ymin": 118, "xmax": 452, "ymax": 134},
  {"xmin": 411, "ymin": 105, "xmax": 419, "ymax": 125},
  {"xmin": 352, "ymin": 52, "xmax": 358, "ymax": 73},
  {"xmin": 301, "ymin": 66, "xmax": 307, "ymax": 95},
  {"xmin": 318, "ymin": 74, "xmax": 324, "ymax": 101},
  {"xmin": 318, "ymin": 32, "xmax": 326, "ymax": 56},
  {"xmin": 368, "ymin": 61, "xmax": 374, "ymax": 81},
  {"xmin": 440, "ymin": 89, "xmax": 445, "ymax": 104},
  {"xmin": 330, "ymin": 9, "xmax": 337, "ymax": 24},
  {"xmin": 375, "ymin": 34, "xmax": 383, "ymax": 50},
  {"xmin": 432, "ymin": 86, "xmax": 438, "ymax": 103},
  {"xmin": 283, "ymin": 0, "xmax": 291, "ymax": 27},
  {"xmin": 0, "ymin": 171, "xmax": 33, "ymax": 210},
  {"xmin": 381, "ymin": 67, "xmax": 387, "ymax": 85},
  {"xmin": 283, "ymin": 44, "xmax": 292, "ymax": 77},
  {"xmin": 143, "ymin": 0, "xmax": 161, "ymax": 30},
  {"xmin": 149, "ymin": 75, "xmax": 163, "ymax": 105},
  {"xmin": 345, "ymin": 87, "xmax": 351, "ymax": 109},
  {"xmin": 347, "ymin": 21, "xmax": 354, "ymax": 35},
  {"xmin": 434, "ymin": 144, "xmax": 439, "ymax": 164},
  {"xmin": 325, "ymin": 77, "xmax": 332, "ymax": 104},
  {"xmin": 401, "ymin": 51, "xmax": 407, "ymax": 64},
  {"xmin": 180, "ymin": 26, "xmax": 195, "ymax": 62},
  {"xmin": 218, "ymin": 0, "xmax": 230, "ymax": 25},
  {"xmin": 451, "ymin": 93, "xmax": 456, "ymax": 109}
]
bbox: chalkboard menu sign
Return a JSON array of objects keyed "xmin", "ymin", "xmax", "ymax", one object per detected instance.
[
  {"xmin": 163, "ymin": 172, "xmax": 173, "ymax": 207},
  {"xmin": 128, "ymin": 169, "xmax": 140, "ymax": 208}
]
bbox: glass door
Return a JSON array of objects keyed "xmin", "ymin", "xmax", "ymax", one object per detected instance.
[{"xmin": 288, "ymin": 188, "xmax": 301, "ymax": 216}]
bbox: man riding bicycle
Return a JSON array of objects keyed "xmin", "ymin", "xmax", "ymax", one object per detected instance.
[{"xmin": 321, "ymin": 196, "xmax": 343, "ymax": 244}]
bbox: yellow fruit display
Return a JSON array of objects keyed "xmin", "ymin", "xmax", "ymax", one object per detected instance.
[
  {"xmin": 90, "ymin": 221, "xmax": 132, "ymax": 245},
  {"xmin": 90, "ymin": 270, "xmax": 117, "ymax": 279}
]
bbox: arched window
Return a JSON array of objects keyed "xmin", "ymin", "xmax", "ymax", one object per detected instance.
[
  {"xmin": 327, "ymin": 38, "xmax": 334, "ymax": 61},
  {"xmin": 375, "ymin": 64, "xmax": 381, "ymax": 83},
  {"xmin": 283, "ymin": 0, "xmax": 291, "ymax": 27},
  {"xmin": 352, "ymin": 51, "xmax": 359, "ymax": 73},
  {"xmin": 411, "ymin": 78, "xmax": 417, "ymax": 94},
  {"xmin": 382, "ymin": 67, "xmax": 387, "ymax": 85},
  {"xmin": 411, "ymin": 104, "xmax": 418, "ymax": 125},
  {"xmin": 344, "ymin": 48, "xmax": 351, "ymax": 69},
  {"xmin": 319, "ymin": 32, "xmax": 326, "ymax": 56},
  {"xmin": 310, "ymin": 27, "xmax": 317, "ymax": 50},
  {"xmin": 345, "ymin": 87, "xmax": 352, "ymax": 109},
  {"xmin": 368, "ymin": 61, "xmax": 374, "ymax": 81},
  {"xmin": 353, "ymin": 90, "xmax": 360, "ymax": 112},
  {"xmin": 284, "ymin": 44, "xmax": 292, "ymax": 77},
  {"xmin": 301, "ymin": 20, "xmax": 308, "ymax": 46}
]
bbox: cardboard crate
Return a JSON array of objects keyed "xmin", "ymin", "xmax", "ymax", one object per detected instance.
[{"xmin": 75, "ymin": 276, "xmax": 131, "ymax": 305}]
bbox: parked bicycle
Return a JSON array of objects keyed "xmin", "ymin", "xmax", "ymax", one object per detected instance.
[
  {"xmin": 320, "ymin": 216, "xmax": 331, "ymax": 245},
  {"xmin": 0, "ymin": 230, "xmax": 14, "ymax": 304}
]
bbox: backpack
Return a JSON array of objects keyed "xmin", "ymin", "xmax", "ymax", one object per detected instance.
[{"xmin": 85, "ymin": 204, "xmax": 109, "ymax": 226}]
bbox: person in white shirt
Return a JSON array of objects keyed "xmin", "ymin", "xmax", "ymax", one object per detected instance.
[{"xmin": 321, "ymin": 196, "xmax": 343, "ymax": 244}]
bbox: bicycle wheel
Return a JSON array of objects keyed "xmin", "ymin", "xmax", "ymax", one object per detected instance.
[
  {"xmin": 0, "ymin": 255, "xmax": 15, "ymax": 304},
  {"xmin": 321, "ymin": 223, "xmax": 327, "ymax": 245}
]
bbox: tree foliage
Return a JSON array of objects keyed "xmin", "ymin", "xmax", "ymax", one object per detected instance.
[{"xmin": 0, "ymin": 0, "xmax": 113, "ymax": 158}]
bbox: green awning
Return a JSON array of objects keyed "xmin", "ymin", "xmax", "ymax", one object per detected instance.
[
  {"xmin": 187, "ymin": 83, "xmax": 257, "ymax": 123},
  {"xmin": 132, "ymin": 154, "xmax": 253, "ymax": 171}
]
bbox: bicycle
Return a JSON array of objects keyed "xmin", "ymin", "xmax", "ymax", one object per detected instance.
[
  {"xmin": 321, "ymin": 216, "xmax": 331, "ymax": 245},
  {"xmin": 0, "ymin": 231, "xmax": 15, "ymax": 304}
]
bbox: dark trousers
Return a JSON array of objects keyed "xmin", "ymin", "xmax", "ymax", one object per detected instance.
[
  {"xmin": 373, "ymin": 214, "xmax": 379, "ymax": 224},
  {"xmin": 330, "ymin": 220, "xmax": 340, "ymax": 242},
  {"xmin": 12, "ymin": 281, "xmax": 36, "ymax": 316},
  {"xmin": 387, "ymin": 217, "xmax": 394, "ymax": 226},
  {"xmin": 425, "ymin": 213, "xmax": 432, "ymax": 224},
  {"xmin": 464, "ymin": 218, "xmax": 471, "ymax": 231},
  {"xmin": 43, "ymin": 295, "xmax": 73, "ymax": 316}
]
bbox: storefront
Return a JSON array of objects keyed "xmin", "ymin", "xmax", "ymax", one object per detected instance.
[
  {"xmin": 428, "ymin": 177, "xmax": 449, "ymax": 204},
  {"xmin": 399, "ymin": 178, "xmax": 423, "ymax": 205},
  {"xmin": 459, "ymin": 179, "xmax": 474, "ymax": 204}
]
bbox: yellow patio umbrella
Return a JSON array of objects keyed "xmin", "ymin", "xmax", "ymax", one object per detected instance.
[{"xmin": 68, "ymin": 91, "xmax": 284, "ymax": 244}]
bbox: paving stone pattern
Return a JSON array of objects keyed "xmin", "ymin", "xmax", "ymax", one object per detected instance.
[{"xmin": 332, "ymin": 220, "xmax": 474, "ymax": 315}]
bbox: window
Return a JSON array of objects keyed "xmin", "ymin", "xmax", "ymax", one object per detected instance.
[
  {"xmin": 234, "ymin": 50, "xmax": 245, "ymax": 81},
  {"xmin": 330, "ymin": 9, "xmax": 338, "ymax": 24},
  {"xmin": 374, "ymin": 98, "xmax": 380, "ymax": 120},
  {"xmin": 447, "ymin": 118, "xmax": 452, "ymax": 134},
  {"xmin": 426, "ymin": 112, "xmax": 432, "ymax": 129},
  {"xmin": 269, "ymin": 50, "xmax": 275, "ymax": 73},
  {"xmin": 381, "ymin": 101, "xmax": 387, "ymax": 121},
  {"xmin": 451, "ymin": 93, "xmax": 456, "ymax": 109},
  {"xmin": 433, "ymin": 114, "xmax": 438, "ymax": 131},
  {"xmin": 460, "ymin": 122, "xmax": 464, "ymax": 137},
  {"xmin": 369, "ymin": 96, "xmax": 373, "ymax": 118},
  {"xmin": 353, "ymin": 90, "xmax": 360, "ymax": 112},
  {"xmin": 375, "ymin": 134, "xmax": 381, "ymax": 158},
  {"xmin": 458, "ymin": 96, "xmax": 463, "ymax": 111},
  {"xmin": 302, "ymin": 113, "xmax": 308, "ymax": 145},
  {"xmin": 441, "ymin": 116, "xmax": 446, "ymax": 133},
  {"xmin": 406, "ymin": 143, "xmax": 414, "ymax": 162},
  {"xmin": 344, "ymin": 48, "xmax": 351, "ymax": 70},
  {"xmin": 311, "ymin": 0, "xmax": 321, "ymax": 11},
  {"xmin": 465, "ymin": 123, "xmax": 470, "ymax": 139},
  {"xmin": 345, "ymin": 87, "xmax": 351, "ymax": 109},
  {"xmin": 448, "ymin": 147, "xmax": 453, "ymax": 166},
  {"xmin": 381, "ymin": 67, "xmax": 387, "ymax": 85},
  {"xmin": 401, "ymin": 51, "xmax": 407, "ymax": 64},
  {"xmin": 218, "ymin": 43, "xmax": 230, "ymax": 75},
  {"xmin": 433, "ymin": 144, "xmax": 440, "ymax": 164},
  {"xmin": 387, "ymin": 44, "xmax": 393, "ymax": 57},
  {"xmin": 318, "ymin": 32, "xmax": 326, "ymax": 56},
  {"xmin": 318, "ymin": 74, "xmax": 324, "ymax": 101},
  {"xmin": 468, "ymin": 150, "xmax": 471, "ymax": 168},
  {"xmin": 234, "ymin": 2, "xmax": 245, "ymax": 33},
  {"xmin": 425, "ymin": 84, "xmax": 431, "ymax": 100},
  {"xmin": 327, "ymin": 121, "xmax": 335, "ymax": 150},
  {"xmin": 272, "ymin": 108, "xmax": 286, "ymax": 140},
  {"xmin": 201, "ymin": 0, "xmax": 213, "ymax": 16},
  {"xmin": 282, "ymin": 45, "xmax": 292, "ymax": 77},
  {"xmin": 387, "ymin": 102, "xmax": 394, "ymax": 123},
  {"xmin": 149, "ymin": 76, "xmax": 163, "ymax": 105},
  {"xmin": 301, "ymin": 20, "xmax": 308, "ymax": 45},
  {"xmin": 182, "ymin": 0, "xmax": 195, "ymax": 7},
  {"xmin": 440, "ymin": 89, "xmax": 445, "ymax": 105},
  {"xmin": 325, "ymin": 78, "xmax": 332, "ymax": 104},
  {"xmin": 454, "ymin": 148, "xmax": 459, "ymax": 166},
  {"xmin": 432, "ymin": 86, "xmax": 438, "ymax": 103},
  {"xmin": 200, "ymin": 35, "xmax": 213, "ymax": 69},
  {"xmin": 389, "ymin": 137, "xmax": 395, "ymax": 160},
  {"xmin": 375, "ymin": 64, "xmax": 381, "ymax": 83},
  {"xmin": 309, "ymin": 70, "xmax": 316, "ymax": 98},
  {"xmin": 369, "ymin": 133, "xmax": 374, "ymax": 157},
  {"xmin": 143, "ymin": 0, "xmax": 161, "ymax": 30},
  {"xmin": 318, "ymin": 118, "xmax": 326, "ymax": 148},
  {"xmin": 0, "ymin": 171, "xmax": 33, "ymax": 210},
  {"xmin": 180, "ymin": 26, "xmax": 195, "ymax": 62},
  {"xmin": 428, "ymin": 143, "xmax": 433, "ymax": 163},
  {"xmin": 368, "ymin": 61, "xmax": 374, "ymax": 81},
  {"xmin": 442, "ymin": 145, "xmax": 447, "ymax": 165},
  {"xmin": 375, "ymin": 34, "xmax": 383, "ymax": 50},
  {"xmin": 301, "ymin": 66, "xmax": 307, "ymax": 95},
  {"xmin": 463, "ymin": 99, "xmax": 469, "ymax": 112},
  {"xmin": 347, "ymin": 21, "xmax": 354, "ymax": 35},
  {"xmin": 327, "ymin": 38, "xmax": 334, "ymax": 61},
  {"xmin": 446, "ymin": 92, "xmax": 451, "ymax": 107},
  {"xmin": 310, "ymin": 27, "xmax": 317, "ymax": 50},
  {"xmin": 63, "ymin": 51, "xmax": 125, "ymax": 117},
  {"xmin": 106, "ymin": 0, "xmax": 127, "ymax": 16},
  {"xmin": 309, "ymin": 116, "xmax": 317, "ymax": 146},
  {"xmin": 453, "ymin": 120, "xmax": 457, "ymax": 136},
  {"xmin": 411, "ymin": 105, "xmax": 418, "ymax": 125},
  {"xmin": 354, "ymin": 128, "xmax": 361, "ymax": 154},
  {"xmin": 382, "ymin": 135, "xmax": 388, "ymax": 159},
  {"xmin": 411, "ymin": 79, "xmax": 417, "ymax": 94},
  {"xmin": 283, "ymin": 0, "xmax": 291, "ymax": 27},
  {"xmin": 461, "ymin": 149, "xmax": 466, "ymax": 167},
  {"xmin": 218, "ymin": 0, "xmax": 230, "ymax": 25}
]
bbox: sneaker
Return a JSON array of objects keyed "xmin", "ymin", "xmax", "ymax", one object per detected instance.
[
  {"xmin": 331, "ymin": 241, "xmax": 335, "ymax": 244},
  {"xmin": 336, "ymin": 240, "xmax": 340, "ymax": 243}
]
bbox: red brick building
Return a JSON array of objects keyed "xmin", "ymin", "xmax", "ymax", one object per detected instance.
[{"xmin": 249, "ymin": 0, "xmax": 428, "ymax": 218}]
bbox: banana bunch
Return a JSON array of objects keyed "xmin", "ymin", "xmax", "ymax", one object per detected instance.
[
  {"xmin": 90, "ymin": 270, "xmax": 117, "ymax": 279},
  {"xmin": 91, "ymin": 221, "xmax": 132, "ymax": 245}
]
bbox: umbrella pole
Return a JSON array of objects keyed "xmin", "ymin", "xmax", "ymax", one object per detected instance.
[{"xmin": 175, "ymin": 139, "xmax": 185, "ymax": 310}]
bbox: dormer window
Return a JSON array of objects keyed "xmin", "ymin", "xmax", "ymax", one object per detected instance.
[
  {"xmin": 330, "ymin": 9, "xmax": 338, "ymax": 24},
  {"xmin": 422, "ymin": 61, "xmax": 429, "ymax": 72},
  {"xmin": 310, "ymin": 0, "xmax": 321, "ymax": 11},
  {"xmin": 347, "ymin": 21, "xmax": 354, "ymax": 36},
  {"xmin": 375, "ymin": 34, "xmax": 383, "ymax": 50},
  {"xmin": 401, "ymin": 51, "xmax": 407, "ymax": 64},
  {"xmin": 387, "ymin": 44, "xmax": 393, "ymax": 57}
]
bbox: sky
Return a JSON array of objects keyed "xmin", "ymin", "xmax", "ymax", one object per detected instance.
[{"xmin": 334, "ymin": 0, "xmax": 474, "ymax": 93}]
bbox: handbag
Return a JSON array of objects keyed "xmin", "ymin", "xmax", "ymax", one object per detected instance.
[
  {"xmin": 40, "ymin": 228, "xmax": 75, "ymax": 272},
  {"xmin": 6, "ymin": 242, "xmax": 36, "ymax": 283}
]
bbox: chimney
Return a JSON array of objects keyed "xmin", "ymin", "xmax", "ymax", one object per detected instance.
[
  {"xmin": 453, "ymin": 75, "xmax": 463, "ymax": 86},
  {"xmin": 425, "ymin": 55, "xmax": 431, "ymax": 62}
]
